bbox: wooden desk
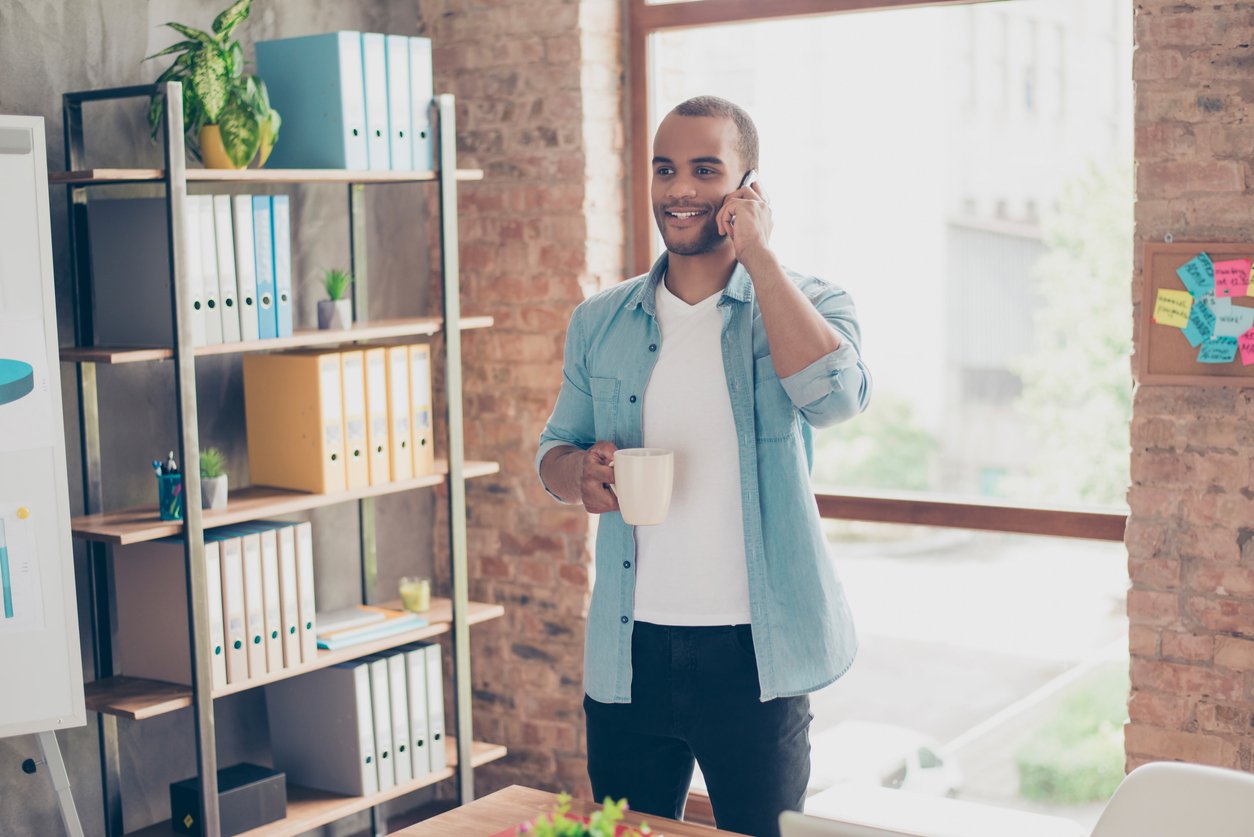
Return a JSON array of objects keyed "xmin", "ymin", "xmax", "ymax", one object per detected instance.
[{"xmin": 396, "ymin": 785, "xmax": 745, "ymax": 836}]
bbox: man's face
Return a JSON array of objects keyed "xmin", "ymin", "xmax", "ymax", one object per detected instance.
[{"xmin": 651, "ymin": 114, "xmax": 745, "ymax": 257}]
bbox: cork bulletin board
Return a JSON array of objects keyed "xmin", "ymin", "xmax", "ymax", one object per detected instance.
[{"xmin": 1139, "ymin": 242, "xmax": 1254, "ymax": 386}]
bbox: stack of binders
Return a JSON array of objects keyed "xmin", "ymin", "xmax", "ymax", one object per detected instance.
[
  {"xmin": 87, "ymin": 195, "xmax": 294, "ymax": 348},
  {"xmin": 265, "ymin": 642, "xmax": 446, "ymax": 795},
  {"xmin": 256, "ymin": 32, "xmax": 435, "ymax": 171},
  {"xmin": 113, "ymin": 521, "xmax": 317, "ymax": 690},
  {"xmin": 242, "ymin": 343, "xmax": 435, "ymax": 494}
]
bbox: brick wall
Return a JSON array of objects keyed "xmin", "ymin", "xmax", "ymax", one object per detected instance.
[
  {"xmin": 1130, "ymin": 2, "xmax": 1254, "ymax": 772},
  {"xmin": 421, "ymin": 0, "xmax": 625, "ymax": 797}
]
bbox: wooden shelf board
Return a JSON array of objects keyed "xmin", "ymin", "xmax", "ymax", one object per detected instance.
[
  {"xmin": 85, "ymin": 598, "xmax": 504, "ymax": 719},
  {"xmin": 126, "ymin": 738, "xmax": 507, "ymax": 837},
  {"xmin": 59, "ymin": 315, "xmax": 494, "ymax": 365},
  {"xmin": 51, "ymin": 168, "xmax": 485, "ymax": 185},
  {"xmin": 71, "ymin": 460, "xmax": 500, "ymax": 545}
]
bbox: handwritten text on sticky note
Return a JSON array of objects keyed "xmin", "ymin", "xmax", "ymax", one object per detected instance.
[
  {"xmin": 1213, "ymin": 259, "xmax": 1252, "ymax": 297},
  {"xmin": 1213, "ymin": 304, "xmax": 1254, "ymax": 338},
  {"xmin": 1183, "ymin": 300, "xmax": 1217, "ymax": 347},
  {"xmin": 1199, "ymin": 337, "xmax": 1239, "ymax": 363},
  {"xmin": 1177, "ymin": 253, "xmax": 1215, "ymax": 297}
]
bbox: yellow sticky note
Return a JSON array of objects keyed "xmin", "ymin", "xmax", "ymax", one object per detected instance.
[
  {"xmin": 1153, "ymin": 288, "xmax": 1193, "ymax": 328},
  {"xmin": 15, "ymin": 507, "xmax": 29, "ymax": 520}
]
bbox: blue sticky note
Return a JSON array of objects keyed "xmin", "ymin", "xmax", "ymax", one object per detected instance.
[
  {"xmin": 1183, "ymin": 300, "xmax": 1216, "ymax": 347},
  {"xmin": 1177, "ymin": 253, "xmax": 1215, "ymax": 297},
  {"xmin": 1213, "ymin": 304, "xmax": 1254, "ymax": 338},
  {"xmin": 1199, "ymin": 336, "xmax": 1238, "ymax": 363}
]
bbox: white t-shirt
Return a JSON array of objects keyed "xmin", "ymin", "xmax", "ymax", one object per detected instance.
[{"xmin": 632, "ymin": 278, "xmax": 751, "ymax": 626}]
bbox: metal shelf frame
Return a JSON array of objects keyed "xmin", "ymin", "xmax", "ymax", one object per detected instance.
[{"xmin": 61, "ymin": 82, "xmax": 479, "ymax": 837}]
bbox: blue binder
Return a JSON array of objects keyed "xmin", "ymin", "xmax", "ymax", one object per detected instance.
[
  {"xmin": 408, "ymin": 38, "xmax": 434, "ymax": 171},
  {"xmin": 385, "ymin": 35, "xmax": 412, "ymax": 170},
  {"xmin": 272, "ymin": 195, "xmax": 293, "ymax": 338},
  {"xmin": 361, "ymin": 33, "xmax": 391, "ymax": 170},
  {"xmin": 252, "ymin": 196, "xmax": 277, "ymax": 340},
  {"xmin": 254, "ymin": 32, "xmax": 369, "ymax": 170}
]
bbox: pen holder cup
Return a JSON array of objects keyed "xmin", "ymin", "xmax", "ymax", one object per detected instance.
[{"xmin": 157, "ymin": 473, "xmax": 185, "ymax": 521}]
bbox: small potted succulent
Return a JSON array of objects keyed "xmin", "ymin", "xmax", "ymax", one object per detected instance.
[
  {"xmin": 200, "ymin": 447, "xmax": 229, "ymax": 510},
  {"xmin": 318, "ymin": 268, "xmax": 354, "ymax": 330}
]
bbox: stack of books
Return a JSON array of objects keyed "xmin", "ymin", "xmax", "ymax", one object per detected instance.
[{"xmin": 315, "ymin": 604, "xmax": 426, "ymax": 650}]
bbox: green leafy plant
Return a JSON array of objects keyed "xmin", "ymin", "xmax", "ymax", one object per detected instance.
[
  {"xmin": 322, "ymin": 268, "xmax": 354, "ymax": 302},
  {"xmin": 520, "ymin": 794, "xmax": 651, "ymax": 837},
  {"xmin": 144, "ymin": 0, "xmax": 281, "ymax": 167},
  {"xmin": 199, "ymin": 447, "xmax": 227, "ymax": 480}
]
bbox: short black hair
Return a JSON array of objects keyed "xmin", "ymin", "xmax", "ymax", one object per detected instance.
[{"xmin": 672, "ymin": 95, "xmax": 759, "ymax": 172}]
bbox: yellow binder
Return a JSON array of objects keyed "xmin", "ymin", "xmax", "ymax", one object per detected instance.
[
  {"xmin": 386, "ymin": 346, "xmax": 414, "ymax": 482},
  {"xmin": 407, "ymin": 343, "xmax": 435, "ymax": 476},
  {"xmin": 364, "ymin": 347, "xmax": 391, "ymax": 485},
  {"xmin": 243, "ymin": 351, "xmax": 347, "ymax": 494},
  {"xmin": 340, "ymin": 349, "xmax": 371, "ymax": 489}
]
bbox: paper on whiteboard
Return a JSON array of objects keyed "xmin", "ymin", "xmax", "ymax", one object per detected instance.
[
  {"xmin": 0, "ymin": 502, "xmax": 45, "ymax": 636},
  {"xmin": 0, "ymin": 317, "xmax": 54, "ymax": 452}
]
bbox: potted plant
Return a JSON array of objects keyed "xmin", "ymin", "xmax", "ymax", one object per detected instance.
[
  {"xmin": 318, "ymin": 268, "xmax": 354, "ymax": 330},
  {"xmin": 514, "ymin": 795, "xmax": 652, "ymax": 837},
  {"xmin": 144, "ymin": 0, "xmax": 281, "ymax": 169},
  {"xmin": 200, "ymin": 447, "xmax": 229, "ymax": 510}
]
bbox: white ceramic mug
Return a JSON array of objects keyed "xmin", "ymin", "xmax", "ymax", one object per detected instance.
[{"xmin": 610, "ymin": 448, "xmax": 674, "ymax": 526}]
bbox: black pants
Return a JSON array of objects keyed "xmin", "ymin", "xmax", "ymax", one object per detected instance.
[{"xmin": 584, "ymin": 622, "xmax": 811, "ymax": 837}]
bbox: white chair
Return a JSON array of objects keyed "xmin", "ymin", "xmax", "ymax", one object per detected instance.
[{"xmin": 1089, "ymin": 761, "xmax": 1254, "ymax": 837}]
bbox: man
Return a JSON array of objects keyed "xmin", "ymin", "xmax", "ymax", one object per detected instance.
[{"xmin": 536, "ymin": 96, "xmax": 871, "ymax": 837}]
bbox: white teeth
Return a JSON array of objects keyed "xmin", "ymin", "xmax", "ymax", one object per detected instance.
[{"xmin": 669, "ymin": 211, "xmax": 700, "ymax": 218}]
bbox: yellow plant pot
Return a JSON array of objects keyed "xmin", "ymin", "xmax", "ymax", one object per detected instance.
[{"xmin": 199, "ymin": 124, "xmax": 245, "ymax": 170}]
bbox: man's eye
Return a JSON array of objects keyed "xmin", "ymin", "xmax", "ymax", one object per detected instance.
[
  {"xmin": 696, "ymin": 167, "xmax": 715, "ymax": 175},
  {"xmin": 656, "ymin": 166, "xmax": 674, "ymax": 176}
]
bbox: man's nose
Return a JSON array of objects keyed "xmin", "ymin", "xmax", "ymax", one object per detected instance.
[{"xmin": 666, "ymin": 176, "xmax": 697, "ymax": 200}]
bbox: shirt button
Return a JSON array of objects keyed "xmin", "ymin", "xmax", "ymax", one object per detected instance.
[
  {"xmin": 621, "ymin": 616, "xmax": 629, "ymax": 624},
  {"xmin": 629, "ymin": 395, "xmax": 637, "ymax": 403},
  {"xmin": 648, "ymin": 343, "xmax": 657, "ymax": 352},
  {"xmin": 623, "ymin": 560, "xmax": 631, "ymax": 569}
]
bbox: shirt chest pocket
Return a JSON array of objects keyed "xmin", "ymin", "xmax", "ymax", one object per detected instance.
[
  {"xmin": 754, "ymin": 356, "xmax": 798, "ymax": 442},
  {"xmin": 590, "ymin": 376, "xmax": 620, "ymax": 444}
]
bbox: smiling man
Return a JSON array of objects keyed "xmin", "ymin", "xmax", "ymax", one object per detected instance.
[{"xmin": 536, "ymin": 96, "xmax": 872, "ymax": 837}]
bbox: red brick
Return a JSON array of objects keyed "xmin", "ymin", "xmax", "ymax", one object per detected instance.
[
  {"xmin": 1186, "ymin": 595, "xmax": 1254, "ymax": 633},
  {"xmin": 1128, "ymin": 689, "xmax": 1190, "ymax": 726},
  {"xmin": 1196, "ymin": 701, "xmax": 1254, "ymax": 734},
  {"xmin": 1161, "ymin": 630, "xmax": 1214, "ymax": 662},
  {"xmin": 1133, "ymin": 48, "xmax": 1186, "ymax": 81},
  {"xmin": 1215, "ymin": 636, "xmax": 1254, "ymax": 672},
  {"xmin": 1124, "ymin": 722, "xmax": 1239, "ymax": 766},
  {"xmin": 1129, "ymin": 625, "xmax": 1161, "ymax": 657},
  {"xmin": 1131, "ymin": 657, "xmax": 1244, "ymax": 701},
  {"xmin": 1130, "ymin": 557, "xmax": 1180, "ymax": 589},
  {"xmin": 1187, "ymin": 563, "xmax": 1254, "ymax": 598},
  {"xmin": 1128, "ymin": 588, "xmax": 1180, "ymax": 626}
]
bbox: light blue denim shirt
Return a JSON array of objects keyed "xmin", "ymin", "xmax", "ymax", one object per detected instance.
[{"xmin": 536, "ymin": 253, "xmax": 871, "ymax": 703}]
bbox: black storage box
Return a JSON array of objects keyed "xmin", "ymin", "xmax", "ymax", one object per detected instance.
[{"xmin": 170, "ymin": 763, "xmax": 286, "ymax": 836}]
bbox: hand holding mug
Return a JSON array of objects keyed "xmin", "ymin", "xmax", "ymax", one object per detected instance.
[{"xmin": 579, "ymin": 440, "xmax": 619, "ymax": 514}]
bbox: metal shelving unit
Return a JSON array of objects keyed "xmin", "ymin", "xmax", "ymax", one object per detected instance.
[{"xmin": 60, "ymin": 82, "xmax": 500, "ymax": 837}]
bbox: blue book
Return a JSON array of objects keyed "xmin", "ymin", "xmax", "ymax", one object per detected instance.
[
  {"xmin": 252, "ymin": 196, "xmax": 276, "ymax": 340},
  {"xmin": 272, "ymin": 195, "xmax": 293, "ymax": 338},
  {"xmin": 317, "ymin": 612, "xmax": 427, "ymax": 650},
  {"xmin": 255, "ymin": 32, "xmax": 369, "ymax": 170}
]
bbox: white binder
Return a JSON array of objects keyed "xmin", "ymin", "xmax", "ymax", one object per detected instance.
[
  {"xmin": 294, "ymin": 521, "xmax": 317, "ymax": 663},
  {"xmin": 194, "ymin": 195, "xmax": 223, "ymax": 345},
  {"xmin": 258, "ymin": 526, "xmax": 284, "ymax": 672},
  {"xmin": 364, "ymin": 347, "xmax": 391, "ymax": 484},
  {"xmin": 182, "ymin": 197, "xmax": 207, "ymax": 347},
  {"xmin": 211, "ymin": 194, "xmax": 241, "ymax": 344},
  {"xmin": 219, "ymin": 535, "xmax": 249, "ymax": 684},
  {"xmin": 273, "ymin": 522, "xmax": 301, "ymax": 668},
  {"xmin": 403, "ymin": 644, "xmax": 431, "ymax": 776},
  {"xmin": 424, "ymin": 642, "xmax": 446, "ymax": 771},
  {"xmin": 386, "ymin": 345, "xmax": 414, "ymax": 482},
  {"xmin": 386, "ymin": 653, "xmax": 413, "ymax": 784},
  {"xmin": 361, "ymin": 32, "xmax": 391, "ymax": 170},
  {"xmin": 266, "ymin": 661, "xmax": 378, "ymax": 796},
  {"xmin": 385, "ymin": 34, "xmax": 412, "ymax": 170},
  {"xmin": 239, "ymin": 530, "xmax": 267, "ymax": 677},
  {"xmin": 204, "ymin": 539, "xmax": 228, "ymax": 690},
  {"xmin": 230, "ymin": 195, "xmax": 260, "ymax": 342},
  {"xmin": 366, "ymin": 656, "xmax": 395, "ymax": 791},
  {"xmin": 408, "ymin": 37, "xmax": 435, "ymax": 171}
]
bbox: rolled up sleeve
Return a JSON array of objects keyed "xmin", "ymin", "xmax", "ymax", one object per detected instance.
[
  {"xmin": 536, "ymin": 305, "xmax": 595, "ymax": 499},
  {"xmin": 779, "ymin": 279, "xmax": 872, "ymax": 428}
]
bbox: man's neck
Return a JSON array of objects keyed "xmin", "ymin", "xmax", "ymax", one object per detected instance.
[{"xmin": 663, "ymin": 245, "xmax": 737, "ymax": 305}]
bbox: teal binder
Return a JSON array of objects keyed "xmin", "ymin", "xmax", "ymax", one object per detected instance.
[{"xmin": 252, "ymin": 196, "xmax": 276, "ymax": 340}]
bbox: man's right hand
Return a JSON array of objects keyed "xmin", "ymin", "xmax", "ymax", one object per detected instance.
[{"xmin": 579, "ymin": 440, "xmax": 620, "ymax": 514}]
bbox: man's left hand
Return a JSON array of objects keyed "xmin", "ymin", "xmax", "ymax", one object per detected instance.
[{"xmin": 717, "ymin": 179, "xmax": 773, "ymax": 263}]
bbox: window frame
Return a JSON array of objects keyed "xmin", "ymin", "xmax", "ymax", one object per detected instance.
[{"xmin": 625, "ymin": 0, "xmax": 1127, "ymax": 542}]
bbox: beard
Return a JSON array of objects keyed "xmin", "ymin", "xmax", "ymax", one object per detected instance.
[{"xmin": 653, "ymin": 202, "xmax": 726, "ymax": 256}]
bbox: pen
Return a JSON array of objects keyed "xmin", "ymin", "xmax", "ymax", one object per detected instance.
[
  {"xmin": 152, "ymin": 459, "xmax": 164, "ymax": 477},
  {"xmin": 166, "ymin": 450, "xmax": 178, "ymax": 474}
]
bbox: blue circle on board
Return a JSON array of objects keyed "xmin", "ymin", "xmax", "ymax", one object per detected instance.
[{"xmin": 0, "ymin": 359, "xmax": 34, "ymax": 406}]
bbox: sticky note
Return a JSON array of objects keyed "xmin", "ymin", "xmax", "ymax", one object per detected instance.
[
  {"xmin": 1240, "ymin": 329, "xmax": 1254, "ymax": 366},
  {"xmin": 1213, "ymin": 304, "xmax": 1254, "ymax": 338},
  {"xmin": 1176, "ymin": 252, "xmax": 1214, "ymax": 297},
  {"xmin": 1153, "ymin": 288, "xmax": 1193, "ymax": 327},
  {"xmin": 1211, "ymin": 295, "xmax": 1232, "ymax": 317},
  {"xmin": 1183, "ymin": 299, "xmax": 1217, "ymax": 346},
  {"xmin": 1213, "ymin": 259, "xmax": 1252, "ymax": 297},
  {"xmin": 1199, "ymin": 337, "xmax": 1238, "ymax": 363}
]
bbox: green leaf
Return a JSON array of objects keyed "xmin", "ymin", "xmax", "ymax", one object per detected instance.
[
  {"xmin": 163, "ymin": 21, "xmax": 216, "ymax": 48},
  {"xmin": 212, "ymin": 0, "xmax": 251, "ymax": 40},
  {"xmin": 143, "ymin": 40, "xmax": 197, "ymax": 61},
  {"xmin": 189, "ymin": 46, "xmax": 230, "ymax": 122},
  {"xmin": 217, "ymin": 100, "xmax": 261, "ymax": 167}
]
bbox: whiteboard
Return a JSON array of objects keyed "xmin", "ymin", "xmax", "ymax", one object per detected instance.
[{"xmin": 0, "ymin": 115, "xmax": 86, "ymax": 738}]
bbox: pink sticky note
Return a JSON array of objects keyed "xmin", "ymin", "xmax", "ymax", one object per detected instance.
[
  {"xmin": 1213, "ymin": 259, "xmax": 1251, "ymax": 297},
  {"xmin": 1240, "ymin": 328, "xmax": 1254, "ymax": 366}
]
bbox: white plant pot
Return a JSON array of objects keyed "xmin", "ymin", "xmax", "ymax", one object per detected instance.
[
  {"xmin": 201, "ymin": 474, "xmax": 228, "ymax": 510},
  {"xmin": 318, "ymin": 299, "xmax": 353, "ymax": 330}
]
